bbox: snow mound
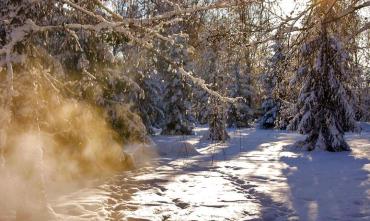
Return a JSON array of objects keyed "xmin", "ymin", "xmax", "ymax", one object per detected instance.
[
  {"xmin": 123, "ymin": 144, "xmax": 158, "ymax": 168},
  {"xmin": 156, "ymin": 141, "xmax": 200, "ymax": 157}
]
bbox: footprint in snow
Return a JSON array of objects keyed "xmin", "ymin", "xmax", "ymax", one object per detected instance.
[
  {"xmin": 126, "ymin": 217, "xmax": 151, "ymax": 221},
  {"xmin": 172, "ymin": 198, "xmax": 190, "ymax": 209}
]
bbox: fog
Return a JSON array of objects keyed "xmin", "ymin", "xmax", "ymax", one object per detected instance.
[{"xmin": 0, "ymin": 67, "xmax": 155, "ymax": 220}]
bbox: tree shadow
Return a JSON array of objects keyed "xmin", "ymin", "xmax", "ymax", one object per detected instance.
[
  {"xmin": 180, "ymin": 128, "xmax": 301, "ymax": 167},
  {"xmin": 281, "ymin": 148, "xmax": 370, "ymax": 221},
  {"xmin": 51, "ymin": 129, "xmax": 370, "ymax": 221},
  {"xmin": 149, "ymin": 129, "xmax": 303, "ymax": 220}
]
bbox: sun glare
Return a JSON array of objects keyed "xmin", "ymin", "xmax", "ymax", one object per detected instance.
[{"xmin": 279, "ymin": 0, "xmax": 308, "ymax": 16}]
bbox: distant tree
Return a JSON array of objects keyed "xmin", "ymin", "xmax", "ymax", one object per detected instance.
[
  {"xmin": 259, "ymin": 42, "xmax": 285, "ymax": 129},
  {"xmin": 227, "ymin": 63, "xmax": 253, "ymax": 128},
  {"xmin": 161, "ymin": 71, "xmax": 194, "ymax": 135},
  {"xmin": 193, "ymin": 88, "xmax": 210, "ymax": 125},
  {"xmin": 161, "ymin": 34, "xmax": 195, "ymax": 135},
  {"xmin": 136, "ymin": 71, "xmax": 165, "ymax": 135},
  {"xmin": 207, "ymin": 96, "xmax": 230, "ymax": 141},
  {"xmin": 204, "ymin": 49, "xmax": 229, "ymax": 141}
]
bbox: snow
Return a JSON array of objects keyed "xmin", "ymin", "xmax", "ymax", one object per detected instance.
[
  {"xmin": 4, "ymin": 126, "xmax": 370, "ymax": 221},
  {"xmin": 359, "ymin": 122, "xmax": 370, "ymax": 132}
]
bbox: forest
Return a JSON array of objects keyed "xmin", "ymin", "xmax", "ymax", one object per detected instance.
[{"xmin": 0, "ymin": 0, "xmax": 370, "ymax": 220}]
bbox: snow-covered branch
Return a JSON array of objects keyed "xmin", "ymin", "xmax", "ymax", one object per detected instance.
[{"xmin": 1, "ymin": 0, "xmax": 242, "ymax": 103}]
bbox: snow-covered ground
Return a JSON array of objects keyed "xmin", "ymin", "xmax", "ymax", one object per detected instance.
[{"xmin": 20, "ymin": 125, "xmax": 370, "ymax": 220}]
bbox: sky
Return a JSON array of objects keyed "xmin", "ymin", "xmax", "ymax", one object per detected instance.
[
  {"xmin": 104, "ymin": 0, "xmax": 305, "ymax": 16},
  {"xmin": 280, "ymin": 0, "xmax": 297, "ymax": 15},
  {"xmin": 279, "ymin": 0, "xmax": 308, "ymax": 16}
]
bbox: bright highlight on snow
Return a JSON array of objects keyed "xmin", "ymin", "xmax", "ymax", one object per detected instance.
[{"xmin": 0, "ymin": 0, "xmax": 370, "ymax": 220}]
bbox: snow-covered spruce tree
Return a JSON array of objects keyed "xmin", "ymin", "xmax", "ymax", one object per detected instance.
[
  {"xmin": 110, "ymin": 42, "xmax": 166, "ymax": 135},
  {"xmin": 160, "ymin": 34, "xmax": 195, "ymax": 135},
  {"xmin": 193, "ymin": 88, "xmax": 210, "ymax": 125},
  {"xmin": 204, "ymin": 49, "xmax": 229, "ymax": 141},
  {"xmin": 259, "ymin": 97, "xmax": 279, "ymax": 128},
  {"xmin": 192, "ymin": 45, "xmax": 215, "ymax": 126},
  {"xmin": 161, "ymin": 70, "xmax": 194, "ymax": 135},
  {"xmin": 136, "ymin": 71, "xmax": 165, "ymax": 135},
  {"xmin": 360, "ymin": 79, "xmax": 370, "ymax": 120},
  {"xmin": 192, "ymin": 37, "xmax": 229, "ymax": 140},
  {"xmin": 259, "ymin": 42, "xmax": 285, "ymax": 129},
  {"xmin": 277, "ymin": 101, "xmax": 296, "ymax": 130},
  {"xmin": 289, "ymin": 24, "xmax": 357, "ymax": 151},
  {"xmin": 207, "ymin": 97, "xmax": 230, "ymax": 141},
  {"xmin": 354, "ymin": 66, "xmax": 370, "ymax": 121},
  {"xmin": 227, "ymin": 63, "xmax": 253, "ymax": 128}
]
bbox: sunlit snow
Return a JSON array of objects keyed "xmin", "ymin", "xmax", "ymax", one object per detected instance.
[{"xmin": 14, "ymin": 125, "xmax": 368, "ymax": 221}]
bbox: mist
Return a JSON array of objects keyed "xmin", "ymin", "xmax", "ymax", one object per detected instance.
[{"xmin": 0, "ymin": 66, "xmax": 155, "ymax": 220}]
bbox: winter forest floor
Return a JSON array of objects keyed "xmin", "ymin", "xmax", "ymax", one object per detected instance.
[{"xmin": 47, "ymin": 125, "xmax": 370, "ymax": 220}]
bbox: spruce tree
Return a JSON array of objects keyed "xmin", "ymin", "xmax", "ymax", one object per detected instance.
[
  {"xmin": 289, "ymin": 2, "xmax": 357, "ymax": 151},
  {"xmin": 259, "ymin": 43, "xmax": 285, "ymax": 129},
  {"xmin": 193, "ymin": 88, "xmax": 210, "ymax": 125},
  {"xmin": 136, "ymin": 71, "xmax": 165, "ymax": 135},
  {"xmin": 161, "ymin": 34, "xmax": 195, "ymax": 135},
  {"xmin": 161, "ymin": 71, "xmax": 194, "ymax": 135},
  {"xmin": 207, "ymin": 98, "xmax": 230, "ymax": 141},
  {"xmin": 204, "ymin": 53, "xmax": 229, "ymax": 141},
  {"xmin": 227, "ymin": 63, "xmax": 253, "ymax": 128}
]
